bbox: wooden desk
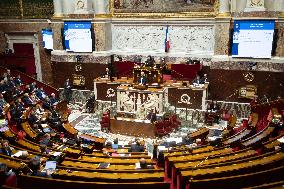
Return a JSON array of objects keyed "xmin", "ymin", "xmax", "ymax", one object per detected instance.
[
  {"xmin": 116, "ymin": 86, "xmax": 166, "ymax": 116},
  {"xmin": 110, "ymin": 118, "xmax": 156, "ymax": 138}
]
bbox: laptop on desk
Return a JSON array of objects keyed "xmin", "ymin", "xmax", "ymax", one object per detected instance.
[{"xmin": 42, "ymin": 161, "xmax": 57, "ymax": 173}]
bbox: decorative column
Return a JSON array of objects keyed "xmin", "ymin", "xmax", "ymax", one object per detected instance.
[
  {"xmin": 218, "ymin": 0, "xmax": 230, "ymax": 16},
  {"xmin": 280, "ymin": 0, "xmax": 284, "ymax": 17},
  {"xmin": 63, "ymin": 0, "xmax": 75, "ymax": 15},
  {"xmin": 234, "ymin": 0, "xmax": 247, "ymax": 12},
  {"xmin": 93, "ymin": 0, "xmax": 109, "ymax": 14},
  {"xmin": 214, "ymin": 18, "xmax": 231, "ymax": 56},
  {"xmin": 276, "ymin": 3, "xmax": 284, "ymax": 57},
  {"xmin": 53, "ymin": 0, "xmax": 63, "ymax": 17}
]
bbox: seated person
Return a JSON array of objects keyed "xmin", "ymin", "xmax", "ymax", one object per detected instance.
[
  {"xmin": 0, "ymin": 140, "xmax": 14, "ymax": 156},
  {"xmin": 40, "ymin": 145, "xmax": 50, "ymax": 155},
  {"xmin": 28, "ymin": 156, "xmax": 52, "ymax": 178},
  {"xmin": 0, "ymin": 94, "xmax": 7, "ymax": 115},
  {"xmin": 47, "ymin": 109, "xmax": 62, "ymax": 128},
  {"xmin": 275, "ymin": 142, "xmax": 284, "ymax": 152},
  {"xmin": 139, "ymin": 158, "xmax": 147, "ymax": 169},
  {"xmin": 28, "ymin": 111, "xmax": 40, "ymax": 125},
  {"xmin": 145, "ymin": 55, "xmax": 155, "ymax": 67},
  {"xmin": 29, "ymin": 82, "xmax": 37, "ymax": 92},
  {"xmin": 22, "ymin": 93, "xmax": 34, "ymax": 106},
  {"xmin": 102, "ymin": 68, "xmax": 110, "ymax": 79},
  {"xmin": 0, "ymin": 163, "xmax": 17, "ymax": 187},
  {"xmin": 49, "ymin": 93, "xmax": 58, "ymax": 106},
  {"xmin": 138, "ymin": 71, "xmax": 147, "ymax": 85},
  {"xmin": 39, "ymin": 134, "xmax": 52, "ymax": 147},
  {"xmin": 103, "ymin": 141, "xmax": 115, "ymax": 155},
  {"xmin": 14, "ymin": 75, "xmax": 23, "ymax": 87},
  {"xmin": 129, "ymin": 140, "xmax": 144, "ymax": 152},
  {"xmin": 42, "ymin": 96, "xmax": 52, "ymax": 111},
  {"xmin": 181, "ymin": 135, "xmax": 193, "ymax": 145},
  {"xmin": 192, "ymin": 74, "xmax": 205, "ymax": 85},
  {"xmin": 112, "ymin": 138, "xmax": 119, "ymax": 150},
  {"xmin": 35, "ymin": 87, "xmax": 45, "ymax": 100}
]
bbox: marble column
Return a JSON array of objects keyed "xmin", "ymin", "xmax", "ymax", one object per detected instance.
[
  {"xmin": 234, "ymin": 0, "xmax": 247, "ymax": 12},
  {"xmin": 214, "ymin": 17, "xmax": 231, "ymax": 56},
  {"xmin": 280, "ymin": 0, "xmax": 284, "ymax": 16},
  {"xmin": 53, "ymin": 0, "xmax": 63, "ymax": 17},
  {"xmin": 93, "ymin": 0, "xmax": 109, "ymax": 14},
  {"xmin": 276, "ymin": 22, "xmax": 284, "ymax": 57},
  {"xmin": 93, "ymin": 22, "xmax": 112, "ymax": 51},
  {"xmin": 51, "ymin": 22, "xmax": 64, "ymax": 50},
  {"xmin": 63, "ymin": 0, "xmax": 75, "ymax": 15},
  {"xmin": 218, "ymin": 0, "xmax": 230, "ymax": 16}
]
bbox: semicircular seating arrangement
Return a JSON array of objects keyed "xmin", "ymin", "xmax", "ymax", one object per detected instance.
[{"xmin": 0, "ymin": 67, "xmax": 284, "ymax": 189}]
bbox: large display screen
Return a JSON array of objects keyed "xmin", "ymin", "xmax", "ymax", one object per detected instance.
[
  {"xmin": 63, "ymin": 21, "xmax": 92, "ymax": 53},
  {"xmin": 232, "ymin": 20, "xmax": 275, "ymax": 58},
  {"xmin": 42, "ymin": 29, "xmax": 53, "ymax": 50}
]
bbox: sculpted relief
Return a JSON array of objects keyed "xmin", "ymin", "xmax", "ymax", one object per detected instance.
[{"xmin": 113, "ymin": 0, "xmax": 216, "ymax": 13}]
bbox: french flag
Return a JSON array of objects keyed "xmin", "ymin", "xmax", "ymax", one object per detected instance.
[{"xmin": 165, "ymin": 26, "xmax": 170, "ymax": 53}]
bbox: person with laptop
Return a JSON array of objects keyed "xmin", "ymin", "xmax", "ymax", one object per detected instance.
[{"xmin": 28, "ymin": 156, "xmax": 53, "ymax": 178}]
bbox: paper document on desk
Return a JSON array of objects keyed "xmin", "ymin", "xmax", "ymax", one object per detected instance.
[
  {"xmin": 52, "ymin": 152, "xmax": 62, "ymax": 156},
  {"xmin": 277, "ymin": 137, "xmax": 284, "ymax": 143},
  {"xmin": 135, "ymin": 162, "xmax": 141, "ymax": 169},
  {"xmin": 12, "ymin": 151, "xmax": 24, "ymax": 158}
]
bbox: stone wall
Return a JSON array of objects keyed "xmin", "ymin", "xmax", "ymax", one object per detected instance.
[{"xmin": 112, "ymin": 24, "xmax": 214, "ymax": 54}]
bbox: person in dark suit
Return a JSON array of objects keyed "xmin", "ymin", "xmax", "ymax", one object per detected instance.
[
  {"xmin": 146, "ymin": 108, "xmax": 157, "ymax": 123},
  {"xmin": 192, "ymin": 75, "xmax": 204, "ymax": 85},
  {"xmin": 64, "ymin": 79, "xmax": 72, "ymax": 103},
  {"xmin": 145, "ymin": 55, "xmax": 155, "ymax": 67},
  {"xmin": 14, "ymin": 75, "xmax": 23, "ymax": 87},
  {"xmin": 28, "ymin": 156, "xmax": 52, "ymax": 178},
  {"xmin": 39, "ymin": 134, "xmax": 52, "ymax": 147},
  {"xmin": 139, "ymin": 158, "xmax": 148, "ymax": 169},
  {"xmin": 49, "ymin": 93, "xmax": 58, "ymax": 106},
  {"xmin": 102, "ymin": 68, "xmax": 111, "ymax": 79},
  {"xmin": 35, "ymin": 87, "xmax": 47, "ymax": 100},
  {"xmin": 42, "ymin": 96, "xmax": 52, "ymax": 111},
  {"xmin": 138, "ymin": 71, "xmax": 147, "ymax": 85},
  {"xmin": 129, "ymin": 141, "xmax": 144, "ymax": 152},
  {"xmin": 22, "ymin": 93, "xmax": 34, "ymax": 106},
  {"xmin": 0, "ymin": 140, "xmax": 13, "ymax": 156}
]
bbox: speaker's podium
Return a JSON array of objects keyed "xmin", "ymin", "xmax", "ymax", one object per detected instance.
[
  {"xmin": 133, "ymin": 67, "xmax": 163, "ymax": 86},
  {"xmin": 111, "ymin": 85, "xmax": 166, "ymax": 138}
]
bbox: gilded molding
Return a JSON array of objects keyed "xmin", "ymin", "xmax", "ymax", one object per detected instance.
[
  {"xmin": 112, "ymin": 12, "xmax": 216, "ymax": 18},
  {"xmin": 109, "ymin": 0, "xmax": 217, "ymax": 18}
]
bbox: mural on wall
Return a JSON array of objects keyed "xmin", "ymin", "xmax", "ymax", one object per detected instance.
[{"xmin": 113, "ymin": 0, "xmax": 216, "ymax": 13}]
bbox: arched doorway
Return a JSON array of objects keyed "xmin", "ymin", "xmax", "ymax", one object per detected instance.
[{"xmin": 3, "ymin": 33, "xmax": 42, "ymax": 81}]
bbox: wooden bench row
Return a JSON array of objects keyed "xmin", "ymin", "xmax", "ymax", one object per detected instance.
[{"xmin": 178, "ymin": 151, "xmax": 284, "ymax": 189}]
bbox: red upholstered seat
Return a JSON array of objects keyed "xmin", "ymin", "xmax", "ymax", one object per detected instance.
[{"xmin": 163, "ymin": 74, "xmax": 172, "ymax": 81}]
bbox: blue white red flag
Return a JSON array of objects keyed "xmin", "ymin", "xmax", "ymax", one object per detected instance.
[{"xmin": 165, "ymin": 26, "xmax": 170, "ymax": 53}]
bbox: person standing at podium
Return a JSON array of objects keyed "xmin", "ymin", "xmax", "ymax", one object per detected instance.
[{"xmin": 138, "ymin": 71, "xmax": 147, "ymax": 85}]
